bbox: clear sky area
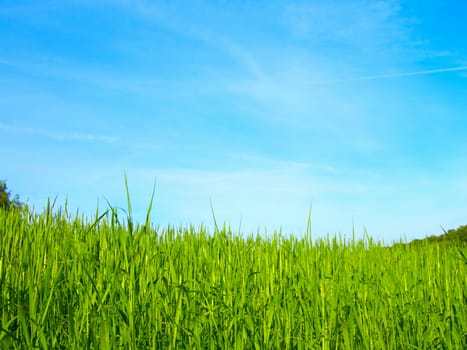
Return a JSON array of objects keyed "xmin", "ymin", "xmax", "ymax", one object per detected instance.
[{"xmin": 1, "ymin": 1, "xmax": 466, "ymax": 243}]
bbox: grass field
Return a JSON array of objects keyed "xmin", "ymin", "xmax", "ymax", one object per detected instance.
[{"xmin": 1, "ymin": 200, "xmax": 466, "ymax": 349}]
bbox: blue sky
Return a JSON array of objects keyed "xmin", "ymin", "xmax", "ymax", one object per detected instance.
[{"xmin": 1, "ymin": 0, "xmax": 466, "ymax": 242}]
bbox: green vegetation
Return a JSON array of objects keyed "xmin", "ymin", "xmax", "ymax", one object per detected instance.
[
  {"xmin": 1, "ymin": 188, "xmax": 466, "ymax": 348},
  {"xmin": 406, "ymin": 225, "xmax": 467, "ymax": 246},
  {"xmin": 0, "ymin": 180, "xmax": 23, "ymax": 211}
]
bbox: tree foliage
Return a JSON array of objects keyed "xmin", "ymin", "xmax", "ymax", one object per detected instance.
[
  {"xmin": 402, "ymin": 225, "xmax": 467, "ymax": 247},
  {"xmin": 0, "ymin": 180, "xmax": 22, "ymax": 210}
]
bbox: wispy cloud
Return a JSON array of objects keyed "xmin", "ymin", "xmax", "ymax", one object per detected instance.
[
  {"xmin": 0, "ymin": 123, "xmax": 119, "ymax": 143},
  {"xmin": 226, "ymin": 152, "xmax": 343, "ymax": 175},
  {"xmin": 2, "ymin": 0, "xmax": 466, "ymax": 243},
  {"xmin": 113, "ymin": 0, "xmax": 265, "ymax": 79},
  {"xmin": 127, "ymin": 159, "xmax": 386, "ymax": 221},
  {"xmin": 282, "ymin": 1, "xmax": 410, "ymax": 58},
  {"xmin": 0, "ymin": 56, "xmax": 165, "ymax": 96},
  {"xmin": 128, "ymin": 165, "xmax": 323, "ymax": 234},
  {"xmin": 112, "ymin": 162, "xmax": 448, "ymax": 242},
  {"xmin": 284, "ymin": 1, "xmax": 400, "ymax": 37},
  {"xmin": 308, "ymin": 66, "xmax": 467, "ymax": 85}
]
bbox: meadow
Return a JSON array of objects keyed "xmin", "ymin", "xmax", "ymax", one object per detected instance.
[{"xmin": 1, "ymin": 199, "xmax": 466, "ymax": 349}]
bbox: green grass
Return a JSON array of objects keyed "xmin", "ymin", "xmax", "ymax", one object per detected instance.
[{"xmin": 1, "ymin": 202, "xmax": 466, "ymax": 349}]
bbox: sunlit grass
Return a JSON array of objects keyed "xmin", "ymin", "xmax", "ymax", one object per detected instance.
[{"xmin": 1, "ymin": 200, "xmax": 466, "ymax": 349}]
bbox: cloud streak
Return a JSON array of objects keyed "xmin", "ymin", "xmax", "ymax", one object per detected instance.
[
  {"xmin": 0, "ymin": 123, "xmax": 119, "ymax": 143},
  {"xmin": 309, "ymin": 66, "xmax": 467, "ymax": 85}
]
